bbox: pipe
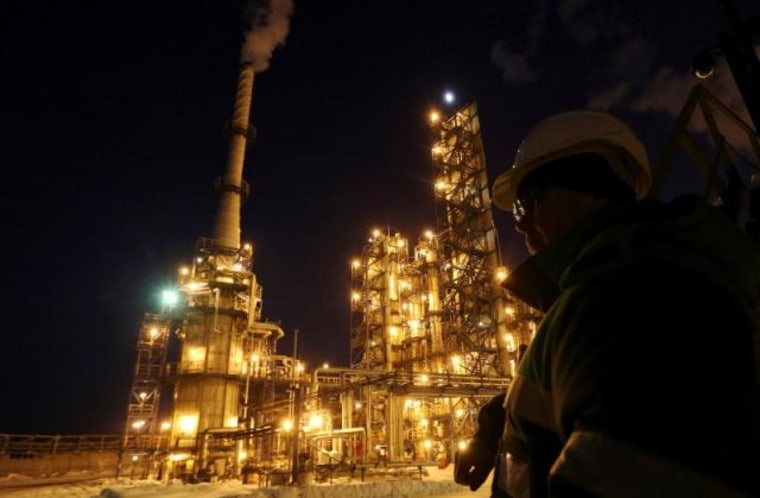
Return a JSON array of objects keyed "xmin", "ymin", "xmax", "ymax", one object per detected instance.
[
  {"xmin": 306, "ymin": 427, "xmax": 366, "ymax": 440},
  {"xmin": 249, "ymin": 321, "xmax": 285, "ymax": 341},
  {"xmin": 213, "ymin": 63, "xmax": 255, "ymax": 249}
]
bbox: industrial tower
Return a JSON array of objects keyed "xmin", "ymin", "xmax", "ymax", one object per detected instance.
[
  {"xmin": 346, "ymin": 101, "xmax": 539, "ymax": 464},
  {"xmin": 350, "ymin": 102, "xmax": 536, "ymax": 378},
  {"xmin": 123, "ymin": 63, "xmax": 299, "ymax": 479},
  {"xmin": 428, "ymin": 102, "xmax": 534, "ymax": 376}
]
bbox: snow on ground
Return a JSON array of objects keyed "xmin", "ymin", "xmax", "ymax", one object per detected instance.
[{"xmin": 0, "ymin": 466, "xmax": 493, "ymax": 498}]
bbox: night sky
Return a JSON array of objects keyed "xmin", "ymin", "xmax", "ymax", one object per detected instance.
[{"xmin": 2, "ymin": 0, "xmax": 757, "ymax": 434}]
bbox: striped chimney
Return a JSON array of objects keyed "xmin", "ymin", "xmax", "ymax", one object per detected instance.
[{"xmin": 213, "ymin": 62, "xmax": 255, "ymax": 249}]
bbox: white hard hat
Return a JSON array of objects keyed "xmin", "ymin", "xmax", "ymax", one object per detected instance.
[{"xmin": 492, "ymin": 110, "xmax": 652, "ymax": 211}]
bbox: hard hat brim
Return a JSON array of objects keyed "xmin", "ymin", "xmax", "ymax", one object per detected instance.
[{"xmin": 492, "ymin": 167, "xmax": 526, "ymax": 212}]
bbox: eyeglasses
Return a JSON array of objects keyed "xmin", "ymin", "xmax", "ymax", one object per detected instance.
[{"xmin": 512, "ymin": 186, "xmax": 549, "ymax": 222}]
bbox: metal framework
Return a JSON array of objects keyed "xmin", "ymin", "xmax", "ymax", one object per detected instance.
[
  {"xmin": 344, "ymin": 102, "xmax": 540, "ymax": 468},
  {"xmin": 654, "ymin": 83, "xmax": 760, "ymax": 197},
  {"xmin": 654, "ymin": 84, "xmax": 760, "ymax": 238},
  {"xmin": 429, "ymin": 102, "xmax": 534, "ymax": 377},
  {"xmin": 124, "ymin": 314, "xmax": 170, "ymax": 438}
]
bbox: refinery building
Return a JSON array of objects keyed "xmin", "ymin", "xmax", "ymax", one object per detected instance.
[
  {"xmin": 117, "ymin": 60, "xmax": 539, "ymax": 482},
  {"xmin": 0, "ymin": 56, "xmax": 540, "ymax": 485},
  {"xmin": 2, "ymin": 9, "xmax": 759, "ymax": 488}
]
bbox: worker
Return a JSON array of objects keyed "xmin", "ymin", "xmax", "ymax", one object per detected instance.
[{"xmin": 454, "ymin": 110, "xmax": 760, "ymax": 497}]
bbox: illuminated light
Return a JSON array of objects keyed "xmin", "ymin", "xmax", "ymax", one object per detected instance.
[
  {"xmin": 225, "ymin": 416, "xmax": 239, "ymax": 428},
  {"xmin": 132, "ymin": 455, "xmax": 139, "ymax": 462},
  {"xmin": 450, "ymin": 355, "xmax": 462, "ymax": 368},
  {"xmin": 138, "ymin": 392, "xmax": 148, "ymax": 401},
  {"xmin": 370, "ymin": 340, "xmax": 377, "ymax": 347},
  {"xmin": 161, "ymin": 289, "xmax": 179, "ymax": 307},
  {"xmin": 169, "ymin": 452, "xmax": 190, "ymax": 462},
  {"xmin": 322, "ymin": 362, "xmax": 330, "ymax": 369},
  {"xmin": 418, "ymin": 373, "xmax": 429, "ymax": 384},
  {"xmin": 250, "ymin": 353, "xmax": 260, "ymax": 363},
  {"xmin": 232, "ymin": 262, "xmax": 243, "ymax": 271},
  {"xmin": 243, "ymin": 243, "xmax": 252, "ymax": 251},
  {"xmin": 160, "ymin": 421, "xmax": 171, "ymax": 431},
  {"xmin": 505, "ymin": 305, "xmax": 516, "ymax": 317},
  {"xmin": 281, "ymin": 419, "xmax": 294, "ymax": 432},
  {"xmin": 149, "ymin": 327, "xmax": 159, "ymax": 339},
  {"xmin": 179, "ymin": 266, "xmax": 189, "ymax": 276},
  {"xmin": 355, "ymin": 402, "xmax": 362, "ymax": 409},
  {"xmin": 351, "ymin": 259, "xmax": 361, "ymax": 269},
  {"xmin": 420, "ymin": 418, "xmax": 429, "ymax": 427},
  {"xmin": 388, "ymin": 326, "xmax": 398, "ymax": 338},
  {"xmin": 372, "ymin": 229, "xmax": 381, "ymax": 238},
  {"xmin": 238, "ymin": 451, "xmax": 248, "ymax": 461},
  {"xmin": 308, "ymin": 413, "xmax": 324, "ymax": 429},
  {"xmin": 424, "ymin": 230, "xmax": 435, "ymax": 240},
  {"xmin": 504, "ymin": 333, "xmax": 516, "ymax": 352},
  {"xmin": 185, "ymin": 281, "xmax": 207, "ymax": 291},
  {"xmin": 423, "ymin": 440, "xmax": 433, "ymax": 450},
  {"xmin": 495, "ymin": 266, "xmax": 509, "ymax": 282},
  {"xmin": 408, "ymin": 319, "xmax": 420, "ymax": 330},
  {"xmin": 434, "ymin": 179, "xmax": 448, "ymax": 191},
  {"xmin": 295, "ymin": 363, "xmax": 305, "ymax": 373},
  {"xmin": 178, "ymin": 414, "xmax": 198, "ymax": 434},
  {"xmin": 458, "ymin": 440, "xmax": 469, "ymax": 452},
  {"xmin": 432, "ymin": 145, "xmax": 443, "ymax": 155},
  {"xmin": 131, "ymin": 420, "xmax": 146, "ymax": 430},
  {"xmin": 196, "ymin": 257, "xmax": 203, "ymax": 263},
  {"xmin": 405, "ymin": 399, "xmax": 414, "ymax": 409},
  {"xmin": 444, "ymin": 91, "xmax": 455, "ymax": 104},
  {"xmin": 455, "ymin": 408, "xmax": 465, "ymax": 418},
  {"xmin": 351, "ymin": 291, "xmax": 361, "ymax": 302},
  {"xmin": 188, "ymin": 347, "xmax": 206, "ymax": 363},
  {"xmin": 429, "ymin": 111, "xmax": 440, "ymax": 123}
]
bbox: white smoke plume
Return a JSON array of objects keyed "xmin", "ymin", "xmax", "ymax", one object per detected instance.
[{"xmin": 241, "ymin": 0, "xmax": 294, "ymax": 71}]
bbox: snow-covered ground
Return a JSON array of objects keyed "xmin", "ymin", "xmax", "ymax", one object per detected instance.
[{"xmin": 0, "ymin": 467, "xmax": 493, "ymax": 498}]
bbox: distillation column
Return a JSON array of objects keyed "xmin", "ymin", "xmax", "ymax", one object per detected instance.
[{"xmin": 169, "ymin": 63, "xmax": 263, "ymax": 451}]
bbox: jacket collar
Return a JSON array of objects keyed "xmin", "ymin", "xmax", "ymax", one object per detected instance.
[{"xmin": 503, "ymin": 201, "xmax": 640, "ymax": 312}]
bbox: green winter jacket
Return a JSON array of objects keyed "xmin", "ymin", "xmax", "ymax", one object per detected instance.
[{"xmin": 501, "ymin": 195, "xmax": 760, "ymax": 498}]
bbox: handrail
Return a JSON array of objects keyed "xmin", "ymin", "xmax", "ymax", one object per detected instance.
[{"xmin": 0, "ymin": 433, "xmax": 172, "ymax": 455}]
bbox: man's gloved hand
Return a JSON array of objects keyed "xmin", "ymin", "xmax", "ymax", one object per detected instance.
[{"xmin": 454, "ymin": 438, "xmax": 496, "ymax": 491}]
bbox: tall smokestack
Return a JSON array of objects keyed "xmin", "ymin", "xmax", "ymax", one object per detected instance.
[
  {"xmin": 212, "ymin": 0, "xmax": 293, "ymax": 249},
  {"xmin": 213, "ymin": 62, "xmax": 255, "ymax": 249}
]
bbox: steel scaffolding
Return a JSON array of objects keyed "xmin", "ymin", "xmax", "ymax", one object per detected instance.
[{"xmin": 345, "ymin": 102, "xmax": 540, "ymax": 467}]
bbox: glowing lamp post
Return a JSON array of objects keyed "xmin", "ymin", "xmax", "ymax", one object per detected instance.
[{"xmin": 161, "ymin": 289, "xmax": 179, "ymax": 310}]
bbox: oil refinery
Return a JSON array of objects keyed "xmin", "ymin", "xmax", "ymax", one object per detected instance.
[
  {"xmin": 3, "ymin": 59, "xmax": 759, "ymax": 492},
  {"xmin": 0, "ymin": 54, "xmax": 540, "ymax": 484},
  {"xmin": 117, "ymin": 63, "xmax": 542, "ymax": 483},
  {"xmin": 2, "ymin": 2, "xmax": 759, "ymax": 490}
]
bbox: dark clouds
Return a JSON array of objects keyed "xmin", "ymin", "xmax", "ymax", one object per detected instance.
[{"xmin": 489, "ymin": 0, "xmax": 759, "ymax": 155}]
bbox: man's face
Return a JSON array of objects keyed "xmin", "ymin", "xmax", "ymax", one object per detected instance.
[{"xmin": 513, "ymin": 187, "xmax": 607, "ymax": 254}]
